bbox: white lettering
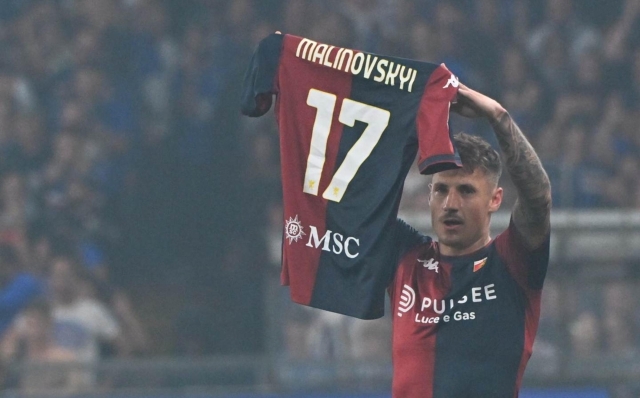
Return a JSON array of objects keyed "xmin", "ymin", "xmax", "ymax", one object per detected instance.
[
  {"xmin": 332, "ymin": 48, "xmax": 345, "ymax": 69},
  {"xmin": 415, "ymin": 314, "xmax": 440, "ymax": 324},
  {"xmin": 363, "ymin": 54, "xmax": 378, "ymax": 79},
  {"xmin": 485, "ymin": 284, "xmax": 497, "ymax": 300},
  {"xmin": 385, "ymin": 62, "xmax": 401, "ymax": 86},
  {"xmin": 331, "ymin": 232, "xmax": 344, "ymax": 255},
  {"xmin": 306, "ymin": 226, "xmax": 331, "ymax": 251},
  {"xmin": 472, "ymin": 287, "xmax": 482, "ymax": 302},
  {"xmin": 336, "ymin": 49, "xmax": 353, "ymax": 71},
  {"xmin": 413, "ymin": 284, "xmax": 496, "ymax": 324},
  {"xmin": 433, "ymin": 299, "xmax": 446, "ymax": 314},
  {"xmin": 344, "ymin": 237, "xmax": 360, "ymax": 258},
  {"xmin": 312, "ymin": 44, "xmax": 329, "ymax": 64},
  {"xmin": 304, "ymin": 226, "xmax": 359, "ymax": 258},
  {"xmin": 351, "ymin": 52, "xmax": 365, "ymax": 75},
  {"xmin": 374, "ymin": 59, "xmax": 388, "ymax": 82},
  {"xmin": 408, "ymin": 69, "xmax": 417, "ymax": 92},
  {"xmin": 399, "ymin": 66, "xmax": 411, "ymax": 90},
  {"xmin": 296, "ymin": 38, "xmax": 318, "ymax": 60},
  {"xmin": 421, "ymin": 297, "xmax": 431, "ymax": 312},
  {"xmin": 295, "ymin": 37, "xmax": 416, "ymax": 92},
  {"xmin": 452, "ymin": 311, "xmax": 473, "ymax": 321},
  {"xmin": 323, "ymin": 46, "xmax": 335, "ymax": 67}
]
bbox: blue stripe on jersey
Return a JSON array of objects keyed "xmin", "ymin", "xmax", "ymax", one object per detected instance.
[
  {"xmin": 433, "ymin": 246, "xmax": 525, "ymax": 397},
  {"xmin": 240, "ymin": 33, "xmax": 283, "ymax": 117},
  {"xmin": 308, "ymin": 58, "xmax": 439, "ymax": 319}
]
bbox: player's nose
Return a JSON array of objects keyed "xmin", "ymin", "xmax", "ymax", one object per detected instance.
[{"xmin": 442, "ymin": 190, "xmax": 461, "ymax": 211}]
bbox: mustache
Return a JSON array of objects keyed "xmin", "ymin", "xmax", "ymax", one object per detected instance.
[{"xmin": 439, "ymin": 215, "xmax": 463, "ymax": 223}]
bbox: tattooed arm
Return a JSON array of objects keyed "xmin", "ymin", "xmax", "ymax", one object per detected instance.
[
  {"xmin": 491, "ymin": 111, "xmax": 552, "ymax": 248},
  {"xmin": 452, "ymin": 83, "xmax": 552, "ymax": 248}
]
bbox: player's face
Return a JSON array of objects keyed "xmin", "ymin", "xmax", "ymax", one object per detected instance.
[{"xmin": 429, "ymin": 168, "xmax": 503, "ymax": 256}]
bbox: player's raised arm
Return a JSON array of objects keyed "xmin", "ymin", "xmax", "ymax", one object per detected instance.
[{"xmin": 451, "ymin": 83, "xmax": 551, "ymax": 249}]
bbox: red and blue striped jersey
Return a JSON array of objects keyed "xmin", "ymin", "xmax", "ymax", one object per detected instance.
[
  {"xmin": 241, "ymin": 33, "xmax": 461, "ymax": 319},
  {"xmin": 390, "ymin": 219, "xmax": 550, "ymax": 397}
]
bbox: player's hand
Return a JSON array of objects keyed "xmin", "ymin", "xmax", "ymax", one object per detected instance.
[{"xmin": 451, "ymin": 83, "xmax": 506, "ymax": 123}]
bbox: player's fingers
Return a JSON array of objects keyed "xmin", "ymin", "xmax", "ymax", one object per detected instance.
[
  {"xmin": 455, "ymin": 86, "xmax": 475, "ymax": 104},
  {"xmin": 455, "ymin": 85, "xmax": 475, "ymax": 101},
  {"xmin": 450, "ymin": 101, "xmax": 478, "ymax": 118}
]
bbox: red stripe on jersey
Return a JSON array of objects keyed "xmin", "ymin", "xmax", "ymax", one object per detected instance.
[
  {"xmin": 494, "ymin": 220, "xmax": 548, "ymax": 397},
  {"xmin": 513, "ymin": 289, "xmax": 541, "ymax": 397},
  {"xmin": 391, "ymin": 242, "xmax": 452, "ymax": 398},
  {"xmin": 416, "ymin": 64, "xmax": 459, "ymax": 174},
  {"xmin": 277, "ymin": 35, "xmax": 354, "ymax": 305}
]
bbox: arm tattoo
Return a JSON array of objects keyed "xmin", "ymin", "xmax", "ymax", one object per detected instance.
[{"xmin": 492, "ymin": 112, "xmax": 552, "ymax": 248}]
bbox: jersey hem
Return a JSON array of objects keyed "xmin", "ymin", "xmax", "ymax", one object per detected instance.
[{"xmin": 419, "ymin": 154, "xmax": 462, "ymax": 174}]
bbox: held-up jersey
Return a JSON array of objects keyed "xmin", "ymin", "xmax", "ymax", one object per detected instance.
[
  {"xmin": 389, "ymin": 219, "xmax": 550, "ymax": 398},
  {"xmin": 241, "ymin": 33, "xmax": 462, "ymax": 319}
]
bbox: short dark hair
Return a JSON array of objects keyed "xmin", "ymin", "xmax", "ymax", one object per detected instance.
[{"xmin": 453, "ymin": 132, "xmax": 502, "ymax": 184}]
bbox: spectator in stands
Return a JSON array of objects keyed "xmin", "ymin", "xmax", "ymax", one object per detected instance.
[
  {"xmin": 306, "ymin": 310, "xmax": 349, "ymax": 360},
  {"xmin": 499, "ymin": 46, "xmax": 543, "ymax": 133},
  {"xmin": 282, "ymin": 305, "xmax": 313, "ymax": 360},
  {"xmin": 347, "ymin": 317, "xmax": 392, "ymax": 361},
  {"xmin": 0, "ymin": 243, "xmax": 43, "ymax": 338},
  {"xmin": 0, "ymin": 299, "xmax": 83, "ymax": 394},
  {"xmin": 531, "ymin": 280, "xmax": 564, "ymax": 374},
  {"xmin": 82, "ymin": 264, "xmax": 149, "ymax": 357},
  {"xmin": 527, "ymin": 0, "xmax": 601, "ymax": 64},
  {"xmin": 601, "ymin": 282, "xmax": 639, "ymax": 356},
  {"xmin": 49, "ymin": 255, "xmax": 122, "ymax": 363},
  {"xmin": 569, "ymin": 310, "xmax": 602, "ymax": 358}
]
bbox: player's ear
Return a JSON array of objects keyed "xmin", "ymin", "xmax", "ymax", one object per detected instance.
[
  {"xmin": 489, "ymin": 186, "xmax": 503, "ymax": 212},
  {"xmin": 428, "ymin": 183, "xmax": 433, "ymax": 203}
]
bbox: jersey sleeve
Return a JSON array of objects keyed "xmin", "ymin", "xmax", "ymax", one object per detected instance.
[
  {"xmin": 394, "ymin": 218, "xmax": 431, "ymax": 260},
  {"xmin": 240, "ymin": 33, "xmax": 284, "ymax": 117},
  {"xmin": 494, "ymin": 217, "xmax": 551, "ymax": 291},
  {"xmin": 388, "ymin": 219, "xmax": 431, "ymax": 295},
  {"xmin": 415, "ymin": 64, "xmax": 462, "ymax": 174}
]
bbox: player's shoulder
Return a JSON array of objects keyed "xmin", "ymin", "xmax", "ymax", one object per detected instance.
[
  {"xmin": 394, "ymin": 219, "xmax": 432, "ymax": 255},
  {"xmin": 398, "ymin": 236, "xmax": 437, "ymax": 265}
]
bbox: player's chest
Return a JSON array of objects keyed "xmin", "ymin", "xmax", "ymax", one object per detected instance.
[{"xmin": 392, "ymin": 248, "xmax": 523, "ymax": 329}]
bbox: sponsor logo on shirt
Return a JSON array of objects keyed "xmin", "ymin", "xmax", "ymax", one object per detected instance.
[
  {"xmin": 473, "ymin": 257, "xmax": 488, "ymax": 272},
  {"xmin": 285, "ymin": 215, "xmax": 361, "ymax": 258},
  {"xmin": 397, "ymin": 284, "xmax": 416, "ymax": 317},
  {"xmin": 285, "ymin": 215, "xmax": 306, "ymax": 244},
  {"xmin": 397, "ymin": 283, "xmax": 498, "ymax": 323},
  {"xmin": 443, "ymin": 73, "xmax": 459, "ymax": 89},
  {"xmin": 305, "ymin": 226, "xmax": 360, "ymax": 258},
  {"xmin": 418, "ymin": 258, "xmax": 439, "ymax": 273}
]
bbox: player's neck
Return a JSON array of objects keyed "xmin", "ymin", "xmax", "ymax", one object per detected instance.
[{"xmin": 439, "ymin": 234, "xmax": 492, "ymax": 257}]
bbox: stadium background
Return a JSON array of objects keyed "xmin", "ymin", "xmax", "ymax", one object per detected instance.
[{"xmin": 0, "ymin": 0, "xmax": 639, "ymax": 397}]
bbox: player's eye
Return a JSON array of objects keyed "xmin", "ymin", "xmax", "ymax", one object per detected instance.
[
  {"xmin": 459, "ymin": 185, "xmax": 476, "ymax": 195},
  {"xmin": 433, "ymin": 185, "xmax": 447, "ymax": 194}
]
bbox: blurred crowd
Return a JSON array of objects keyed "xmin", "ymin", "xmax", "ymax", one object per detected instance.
[{"xmin": 0, "ymin": 0, "xmax": 638, "ymax": 395}]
